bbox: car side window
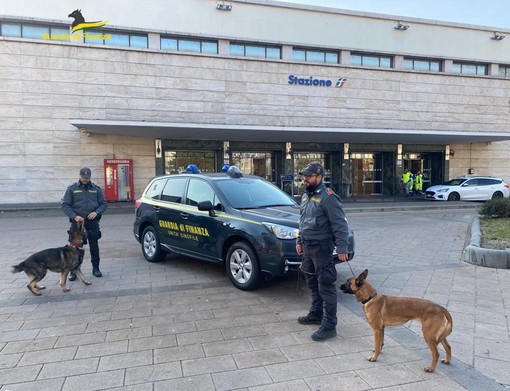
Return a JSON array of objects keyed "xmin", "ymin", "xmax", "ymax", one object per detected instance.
[
  {"xmin": 186, "ymin": 178, "xmax": 218, "ymax": 208},
  {"xmin": 480, "ymin": 178, "xmax": 500, "ymax": 186},
  {"xmin": 463, "ymin": 179, "xmax": 478, "ymax": 187},
  {"xmin": 145, "ymin": 178, "xmax": 168, "ymax": 200},
  {"xmin": 161, "ymin": 177, "xmax": 187, "ymax": 203}
]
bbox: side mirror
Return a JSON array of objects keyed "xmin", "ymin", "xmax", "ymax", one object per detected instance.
[{"xmin": 198, "ymin": 200, "xmax": 216, "ymax": 217}]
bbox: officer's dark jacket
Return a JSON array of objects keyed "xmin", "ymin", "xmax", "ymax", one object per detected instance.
[
  {"xmin": 61, "ymin": 180, "xmax": 108, "ymax": 219},
  {"xmin": 297, "ymin": 182, "xmax": 349, "ymax": 253}
]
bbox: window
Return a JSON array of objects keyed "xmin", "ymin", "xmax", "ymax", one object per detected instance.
[
  {"xmin": 22, "ymin": 25, "xmax": 48, "ymax": 39},
  {"xmin": 230, "ymin": 43, "xmax": 281, "ymax": 59},
  {"xmin": 1, "ymin": 23, "xmax": 21, "ymax": 37},
  {"xmin": 145, "ymin": 178, "xmax": 169, "ymax": 200},
  {"xmin": 451, "ymin": 62, "xmax": 487, "ymax": 75},
  {"xmin": 161, "ymin": 36, "xmax": 218, "ymax": 54},
  {"xmin": 403, "ymin": 57, "xmax": 441, "ymax": 72},
  {"xmin": 293, "ymin": 48, "xmax": 338, "ymax": 64},
  {"xmin": 351, "ymin": 53, "xmax": 392, "ymax": 68},
  {"xmin": 186, "ymin": 179, "xmax": 217, "ymax": 207},
  {"xmin": 0, "ymin": 22, "xmax": 69, "ymax": 42},
  {"xmin": 84, "ymin": 30, "xmax": 148, "ymax": 48},
  {"xmin": 499, "ymin": 65, "xmax": 510, "ymax": 78},
  {"xmin": 161, "ymin": 177, "xmax": 187, "ymax": 203}
]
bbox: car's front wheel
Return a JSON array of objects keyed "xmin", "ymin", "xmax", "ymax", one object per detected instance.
[
  {"xmin": 491, "ymin": 191, "xmax": 504, "ymax": 200},
  {"xmin": 447, "ymin": 192, "xmax": 460, "ymax": 201},
  {"xmin": 226, "ymin": 242, "xmax": 262, "ymax": 291},
  {"xmin": 141, "ymin": 226, "xmax": 167, "ymax": 263}
]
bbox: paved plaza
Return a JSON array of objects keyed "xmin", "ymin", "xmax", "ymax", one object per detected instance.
[{"xmin": 0, "ymin": 203, "xmax": 508, "ymax": 390}]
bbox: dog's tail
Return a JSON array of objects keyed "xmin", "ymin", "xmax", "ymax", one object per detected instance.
[
  {"xmin": 10, "ymin": 263, "xmax": 24, "ymax": 273},
  {"xmin": 437, "ymin": 307, "xmax": 453, "ymax": 341}
]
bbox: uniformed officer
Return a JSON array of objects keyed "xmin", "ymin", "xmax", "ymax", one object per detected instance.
[
  {"xmin": 61, "ymin": 167, "xmax": 107, "ymax": 279},
  {"xmin": 295, "ymin": 162, "xmax": 350, "ymax": 341}
]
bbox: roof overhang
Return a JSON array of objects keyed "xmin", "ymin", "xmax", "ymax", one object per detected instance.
[{"xmin": 70, "ymin": 120, "xmax": 510, "ymax": 145}]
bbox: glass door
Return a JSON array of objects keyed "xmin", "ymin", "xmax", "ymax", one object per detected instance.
[
  {"xmin": 293, "ymin": 152, "xmax": 331, "ymax": 197},
  {"xmin": 164, "ymin": 151, "xmax": 216, "ymax": 174},
  {"xmin": 231, "ymin": 152, "xmax": 274, "ymax": 182},
  {"xmin": 351, "ymin": 153, "xmax": 382, "ymax": 196}
]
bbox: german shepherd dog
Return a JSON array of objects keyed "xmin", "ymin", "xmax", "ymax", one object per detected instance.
[
  {"xmin": 11, "ymin": 222, "xmax": 92, "ymax": 295},
  {"xmin": 340, "ymin": 269, "xmax": 452, "ymax": 372}
]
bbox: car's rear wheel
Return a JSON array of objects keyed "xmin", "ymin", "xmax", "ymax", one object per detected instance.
[
  {"xmin": 226, "ymin": 242, "xmax": 262, "ymax": 291},
  {"xmin": 141, "ymin": 226, "xmax": 167, "ymax": 263},
  {"xmin": 491, "ymin": 191, "xmax": 504, "ymax": 200},
  {"xmin": 447, "ymin": 192, "xmax": 460, "ymax": 201}
]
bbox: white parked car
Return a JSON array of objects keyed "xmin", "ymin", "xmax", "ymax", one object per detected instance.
[{"xmin": 425, "ymin": 176, "xmax": 510, "ymax": 201}]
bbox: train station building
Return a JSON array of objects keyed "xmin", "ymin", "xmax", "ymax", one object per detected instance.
[{"xmin": 1, "ymin": 0, "xmax": 510, "ymax": 203}]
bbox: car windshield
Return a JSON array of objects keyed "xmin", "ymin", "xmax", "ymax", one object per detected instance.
[
  {"xmin": 443, "ymin": 179, "xmax": 467, "ymax": 186},
  {"xmin": 216, "ymin": 178, "xmax": 296, "ymax": 209}
]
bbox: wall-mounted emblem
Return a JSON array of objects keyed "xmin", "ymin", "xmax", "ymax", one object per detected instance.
[{"xmin": 68, "ymin": 9, "xmax": 109, "ymax": 34}]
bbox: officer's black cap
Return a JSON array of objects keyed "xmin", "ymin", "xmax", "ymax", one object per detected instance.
[
  {"xmin": 299, "ymin": 162, "xmax": 324, "ymax": 176},
  {"xmin": 79, "ymin": 167, "xmax": 92, "ymax": 179}
]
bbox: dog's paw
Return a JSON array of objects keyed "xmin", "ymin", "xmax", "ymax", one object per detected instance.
[
  {"xmin": 368, "ymin": 355, "xmax": 377, "ymax": 362},
  {"xmin": 83, "ymin": 280, "xmax": 92, "ymax": 285},
  {"xmin": 36, "ymin": 285, "xmax": 46, "ymax": 290},
  {"xmin": 62, "ymin": 287, "xmax": 71, "ymax": 292},
  {"xmin": 441, "ymin": 359, "xmax": 450, "ymax": 365},
  {"xmin": 424, "ymin": 366, "xmax": 435, "ymax": 373}
]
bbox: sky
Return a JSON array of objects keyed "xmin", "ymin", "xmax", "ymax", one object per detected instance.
[{"xmin": 283, "ymin": 0, "xmax": 510, "ymax": 30}]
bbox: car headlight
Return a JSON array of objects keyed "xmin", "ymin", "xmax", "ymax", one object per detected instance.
[
  {"xmin": 262, "ymin": 222, "xmax": 299, "ymax": 240},
  {"xmin": 437, "ymin": 188, "xmax": 449, "ymax": 193}
]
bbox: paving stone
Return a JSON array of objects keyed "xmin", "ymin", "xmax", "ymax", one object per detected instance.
[
  {"xmin": 233, "ymin": 348, "xmax": 288, "ymax": 369},
  {"xmin": 356, "ymin": 363, "xmax": 423, "ymax": 388},
  {"xmin": 153, "ymin": 373, "xmax": 214, "ymax": 391},
  {"xmin": 202, "ymin": 338, "xmax": 253, "ymax": 357},
  {"xmin": 0, "ymin": 377, "xmax": 65, "ymax": 391},
  {"xmin": 265, "ymin": 359, "xmax": 326, "ymax": 382},
  {"xmin": 0, "ymin": 337, "xmax": 57, "ymax": 354},
  {"xmin": 211, "ymin": 367, "xmax": 272, "ymax": 391},
  {"xmin": 61, "ymin": 369, "xmax": 125, "ymax": 391},
  {"xmin": 182, "ymin": 354, "xmax": 237, "ymax": 376},
  {"xmin": 97, "ymin": 350, "xmax": 153, "ymax": 371},
  {"xmin": 75, "ymin": 340, "xmax": 128, "ymax": 359},
  {"xmin": 0, "ymin": 364, "xmax": 41, "ymax": 385},
  {"xmin": 154, "ymin": 343, "xmax": 205, "ymax": 364},
  {"xmin": 125, "ymin": 361, "xmax": 183, "ymax": 384},
  {"xmin": 176, "ymin": 329, "xmax": 224, "ymax": 346},
  {"xmin": 17, "ymin": 346, "xmax": 77, "ymax": 366},
  {"xmin": 38, "ymin": 357, "xmax": 99, "ymax": 379},
  {"xmin": 304, "ymin": 370, "xmax": 371, "ymax": 391}
]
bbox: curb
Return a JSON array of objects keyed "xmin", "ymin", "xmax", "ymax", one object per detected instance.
[{"xmin": 464, "ymin": 215, "xmax": 510, "ymax": 269}]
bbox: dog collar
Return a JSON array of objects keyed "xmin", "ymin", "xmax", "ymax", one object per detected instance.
[
  {"xmin": 361, "ymin": 294, "xmax": 377, "ymax": 305},
  {"xmin": 69, "ymin": 242, "xmax": 83, "ymax": 248}
]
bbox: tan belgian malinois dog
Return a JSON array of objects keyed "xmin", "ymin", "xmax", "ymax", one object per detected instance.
[{"xmin": 340, "ymin": 269, "xmax": 453, "ymax": 372}]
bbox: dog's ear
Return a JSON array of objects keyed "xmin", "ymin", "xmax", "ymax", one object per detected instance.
[{"xmin": 356, "ymin": 269, "xmax": 368, "ymax": 286}]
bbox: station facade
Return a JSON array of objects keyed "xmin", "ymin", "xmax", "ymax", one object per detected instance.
[{"xmin": 1, "ymin": 0, "xmax": 510, "ymax": 204}]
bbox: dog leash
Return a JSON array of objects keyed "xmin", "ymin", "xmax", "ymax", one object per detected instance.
[{"xmin": 343, "ymin": 258, "xmax": 356, "ymax": 277}]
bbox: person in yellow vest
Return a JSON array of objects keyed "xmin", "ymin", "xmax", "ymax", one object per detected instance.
[
  {"xmin": 414, "ymin": 171, "xmax": 423, "ymax": 196},
  {"xmin": 402, "ymin": 169, "xmax": 412, "ymax": 197}
]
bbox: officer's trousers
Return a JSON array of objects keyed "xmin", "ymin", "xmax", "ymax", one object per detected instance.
[
  {"xmin": 70, "ymin": 219, "xmax": 102, "ymax": 269},
  {"xmin": 301, "ymin": 240, "xmax": 337, "ymax": 329}
]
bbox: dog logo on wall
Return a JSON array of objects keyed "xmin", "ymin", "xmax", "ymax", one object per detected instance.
[{"xmin": 68, "ymin": 9, "xmax": 109, "ymax": 34}]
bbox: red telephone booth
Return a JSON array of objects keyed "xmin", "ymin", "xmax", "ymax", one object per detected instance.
[{"xmin": 103, "ymin": 159, "xmax": 134, "ymax": 201}]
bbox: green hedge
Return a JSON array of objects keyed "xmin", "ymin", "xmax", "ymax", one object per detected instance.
[{"xmin": 479, "ymin": 198, "xmax": 510, "ymax": 218}]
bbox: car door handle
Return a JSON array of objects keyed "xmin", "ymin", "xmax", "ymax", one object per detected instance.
[
  {"xmin": 153, "ymin": 206, "xmax": 160, "ymax": 212},
  {"xmin": 180, "ymin": 212, "xmax": 189, "ymax": 219}
]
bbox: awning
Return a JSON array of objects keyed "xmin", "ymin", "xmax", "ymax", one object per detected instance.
[{"xmin": 70, "ymin": 120, "xmax": 510, "ymax": 145}]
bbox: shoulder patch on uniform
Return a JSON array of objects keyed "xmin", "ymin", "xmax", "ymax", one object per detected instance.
[{"xmin": 326, "ymin": 188, "xmax": 334, "ymax": 195}]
